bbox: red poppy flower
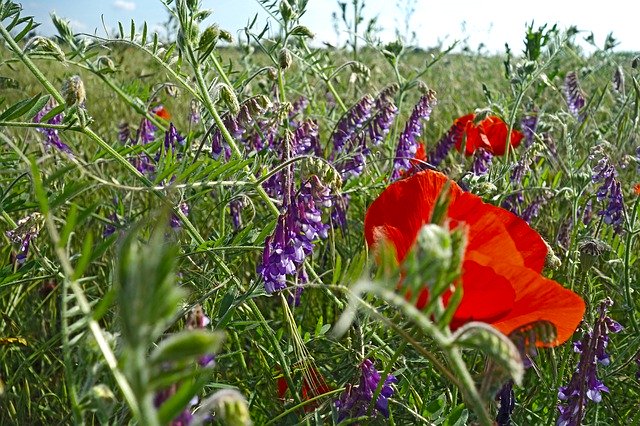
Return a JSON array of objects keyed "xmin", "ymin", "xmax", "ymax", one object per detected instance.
[
  {"xmin": 364, "ymin": 169, "xmax": 585, "ymax": 346},
  {"xmin": 154, "ymin": 105, "xmax": 171, "ymax": 120},
  {"xmin": 453, "ymin": 113, "xmax": 524, "ymax": 156},
  {"xmin": 277, "ymin": 367, "xmax": 331, "ymax": 412},
  {"xmin": 634, "ymin": 183, "xmax": 640, "ymax": 195}
]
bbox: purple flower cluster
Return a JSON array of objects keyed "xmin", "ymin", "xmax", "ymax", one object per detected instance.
[
  {"xmin": 520, "ymin": 109, "xmax": 539, "ymax": 147},
  {"xmin": 118, "ymin": 122, "xmax": 131, "ymax": 144},
  {"xmin": 165, "ymin": 123, "xmax": 186, "ymax": 151},
  {"xmin": 335, "ymin": 359, "xmax": 397, "ymax": 421},
  {"xmin": 186, "ymin": 305, "xmax": 215, "ymax": 367},
  {"xmin": 33, "ymin": 102, "xmax": 72, "ymax": 154},
  {"xmin": 563, "ymin": 71, "xmax": 586, "ymax": 121},
  {"xmin": 472, "ymin": 147, "xmax": 492, "ymax": 176},
  {"xmin": 557, "ymin": 298, "xmax": 622, "ymax": 426},
  {"xmin": 332, "ymin": 94, "xmax": 375, "ymax": 154},
  {"xmin": 293, "ymin": 119, "xmax": 322, "ymax": 157},
  {"xmin": 170, "ymin": 202, "xmax": 190, "ymax": 230},
  {"xmin": 591, "ymin": 150, "xmax": 624, "ymax": 233},
  {"xmin": 429, "ymin": 118, "xmax": 465, "ymax": 167},
  {"xmin": 332, "ymin": 87, "xmax": 398, "ymax": 179},
  {"xmin": 258, "ymin": 176, "xmax": 331, "ymax": 295},
  {"xmin": 189, "ymin": 99, "xmax": 200, "ymax": 124},
  {"xmin": 392, "ymin": 90, "xmax": 437, "ymax": 180},
  {"xmin": 154, "ymin": 384, "xmax": 196, "ymax": 425}
]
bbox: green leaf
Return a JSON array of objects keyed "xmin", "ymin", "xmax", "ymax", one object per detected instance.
[
  {"xmin": 157, "ymin": 376, "xmax": 209, "ymax": 425},
  {"xmin": 0, "ymin": 93, "xmax": 44, "ymax": 121},
  {"xmin": 150, "ymin": 330, "xmax": 225, "ymax": 366}
]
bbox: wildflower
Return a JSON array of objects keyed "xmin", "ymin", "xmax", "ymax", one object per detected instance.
[
  {"xmin": 496, "ymin": 381, "xmax": 515, "ymax": 426},
  {"xmin": 391, "ymin": 90, "xmax": 437, "ymax": 180},
  {"xmin": 563, "ymin": 71, "xmax": 586, "ymax": 120},
  {"xmin": 118, "ymin": 122, "xmax": 131, "ymax": 144},
  {"xmin": 557, "ymin": 299, "xmax": 622, "ymax": 426},
  {"xmin": 277, "ymin": 366, "xmax": 331, "ymax": 412},
  {"xmin": 6, "ymin": 213, "xmax": 43, "ymax": 267},
  {"xmin": 582, "ymin": 199, "xmax": 593, "ymax": 225},
  {"xmin": 472, "ymin": 147, "xmax": 492, "ymax": 175},
  {"xmin": 61, "ymin": 75, "xmax": 86, "ymax": 107},
  {"xmin": 154, "ymin": 383, "xmax": 197, "ymax": 425},
  {"xmin": 153, "ymin": 105, "xmax": 171, "ymax": 120},
  {"xmin": 367, "ymin": 84, "xmax": 399, "ymax": 145},
  {"xmin": 591, "ymin": 149, "xmax": 624, "ymax": 233},
  {"xmin": 332, "ymin": 94, "xmax": 374, "ymax": 154},
  {"xmin": 169, "ymin": 202, "xmax": 190, "ymax": 230},
  {"xmin": 520, "ymin": 109, "xmax": 539, "ymax": 147},
  {"xmin": 335, "ymin": 359, "xmax": 397, "ymax": 421},
  {"xmin": 189, "ymin": 99, "xmax": 200, "ymax": 124},
  {"xmin": 454, "ymin": 113, "xmax": 524, "ymax": 156},
  {"xmin": 33, "ymin": 102, "xmax": 72, "ymax": 153},
  {"xmin": 165, "ymin": 123, "xmax": 185, "ymax": 150},
  {"xmin": 429, "ymin": 118, "xmax": 466, "ymax": 167},
  {"xmin": 635, "ymin": 183, "xmax": 640, "ymax": 195},
  {"xmin": 331, "ymin": 193, "xmax": 350, "ymax": 232},
  {"xmin": 364, "ymin": 169, "xmax": 585, "ymax": 344},
  {"xmin": 229, "ymin": 198, "xmax": 246, "ymax": 230}
]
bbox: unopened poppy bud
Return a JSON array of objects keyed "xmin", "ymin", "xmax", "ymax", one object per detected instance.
[
  {"xmin": 404, "ymin": 224, "xmax": 452, "ymax": 296},
  {"xmin": 198, "ymin": 24, "xmax": 220, "ymax": 53},
  {"xmin": 278, "ymin": 48, "xmax": 293, "ymax": 70},
  {"xmin": 290, "ymin": 25, "xmax": 314, "ymax": 38},
  {"xmin": 61, "ymin": 75, "xmax": 86, "ymax": 107},
  {"xmin": 220, "ymin": 85, "xmax": 240, "ymax": 115}
]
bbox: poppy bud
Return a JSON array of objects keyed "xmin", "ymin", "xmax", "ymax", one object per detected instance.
[
  {"xmin": 278, "ymin": 48, "xmax": 293, "ymax": 70},
  {"xmin": 220, "ymin": 84, "xmax": 240, "ymax": 115},
  {"xmin": 403, "ymin": 224, "xmax": 452, "ymax": 297},
  {"xmin": 61, "ymin": 75, "xmax": 86, "ymax": 107},
  {"xmin": 578, "ymin": 238, "xmax": 609, "ymax": 272}
]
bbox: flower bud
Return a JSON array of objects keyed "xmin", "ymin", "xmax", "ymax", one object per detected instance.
[
  {"xmin": 61, "ymin": 75, "xmax": 86, "ymax": 107},
  {"xmin": 220, "ymin": 84, "xmax": 240, "ymax": 115},
  {"xmin": 279, "ymin": 0, "xmax": 294, "ymax": 22},
  {"xmin": 95, "ymin": 56, "xmax": 116, "ymax": 73},
  {"xmin": 219, "ymin": 29, "xmax": 234, "ymax": 43},
  {"xmin": 278, "ymin": 48, "xmax": 293, "ymax": 70},
  {"xmin": 198, "ymin": 24, "xmax": 220, "ymax": 55},
  {"xmin": 195, "ymin": 389, "xmax": 252, "ymax": 426},
  {"xmin": 290, "ymin": 25, "xmax": 314, "ymax": 38}
]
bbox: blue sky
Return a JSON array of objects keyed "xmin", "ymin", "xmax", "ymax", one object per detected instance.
[{"xmin": 21, "ymin": 0, "xmax": 640, "ymax": 53}]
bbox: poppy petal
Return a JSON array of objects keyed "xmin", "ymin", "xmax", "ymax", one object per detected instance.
[
  {"xmin": 448, "ymin": 260, "xmax": 516, "ymax": 325},
  {"xmin": 449, "ymin": 192, "xmax": 547, "ymax": 272},
  {"xmin": 364, "ymin": 170, "xmax": 463, "ymax": 261},
  {"xmin": 472, "ymin": 257, "xmax": 585, "ymax": 346},
  {"xmin": 480, "ymin": 116, "xmax": 524, "ymax": 155}
]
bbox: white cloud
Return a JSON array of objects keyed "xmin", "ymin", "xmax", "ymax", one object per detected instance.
[
  {"xmin": 68, "ymin": 19, "xmax": 87, "ymax": 31},
  {"xmin": 113, "ymin": 0, "xmax": 136, "ymax": 11}
]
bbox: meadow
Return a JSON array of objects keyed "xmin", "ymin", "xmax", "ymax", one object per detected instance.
[{"xmin": 1, "ymin": 0, "xmax": 639, "ymax": 424}]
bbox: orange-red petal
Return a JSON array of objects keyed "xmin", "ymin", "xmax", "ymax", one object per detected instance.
[
  {"xmin": 364, "ymin": 170, "xmax": 463, "ymax": 261},
  {"xmin": 479, "ymin": 116, "xmax": 524, "ymax": 156},
  {"xmin": 449, "ymin": 192, "xmax": 547, "ymax": 272}
]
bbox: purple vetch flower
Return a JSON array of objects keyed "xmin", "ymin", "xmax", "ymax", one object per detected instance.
[
  {"xmin": 635, "ymin": 350, "xmax": 640, "ymax": 381},
  {"xmin": 521, "ymin": 195, "xmax": 547, "ymax": 224},
  {"xmin": 502, "ymin": 191, "xmax": 524, "ymax": 216},
  {"xmin": 635, "ymin": 146, "xmax": 640, "ymax": 174},
  {"xmin": 335, "ymin": 359, "xmax": 397, "ymax": 421},
  {"xmin": 429, "ymin": 119, "xmax": 464, "ymax": 167},
  {"xmin": 136, "ymin": 117, "xmax": 156, "ymax": 145},
  {"xmin": 591, "ymin": 149, "xmax": 624, "ymax": 233},
  {"xmin": 520, "ymin": 109, "xmax": 539, "ymax": 147},
  {"xmin": 289, "ymin": 96, "xmax": 309, "ymax": 122},
  {"xmin": 33, "ymin": 102, "xmax": 72, "ymax": 154},
  {"xmin": 367, "ymin": 85, "xmax": 399, "ymax": 145},
  {"xmin": 6, "ymin": 212, "xmax": 43, "ymax": 267},
  {"xmin": 165, "ymin": 123, "xmax": 186, "ymax": 150},
  {"xmin": 582, "ymin": 199, "xmax": 594, "ymax": 226},
  {"xmin": 331, "ymin": 193, "xmax": 350, "ymax": 232},
  {"xmin": 118, "ymin": 122, "xmax": 131, "ymax": 144},
  {"xmin": 557, "ymin": 298, "xmax": 622, "ymax": 426},
  {"xmin": 170, "ymin": 202, "xmax": 190, "ymax": 230},
  {"xmin": 472, "ymin": 147, "xmax": 492, "ymax": 176},
  {"xmin": 103, "ymin": 212, "xmax": 119, "ymax": 237},
  {"xmin": 211, "ymin": 115, "xmax": 243, "ymax": 161},
  {"xmin": 392, "ymin": 90, "xmax": 437, "ymax": 180},
  {"xmin": 496, "ymin": 381, "xmax": 515, "ymax": 426},
  {"xmin": 563, "ymin": 71, "xmax": 586, "ymax": 121},
  {"xmin": 332, "ymin": 94, "xmax": 375, "ymax": 155},
  {"xmin": 293, "ymin": 119, "xmax": 322, "ymax": 156},
  {"xmin": 510, "ymin": 156, "xmax": 531, "ymax": 185}
]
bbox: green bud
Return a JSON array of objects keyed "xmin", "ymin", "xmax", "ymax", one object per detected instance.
[
  {"xmin": 350, "ymin": 61, "xmax": 370, "ymax": 79},
  {"xmin": 220, "ymin": 85, "xmax": 240, "ymax": 115},
  {"xmin": 290, "ymin": 25, "xmax": 314, "ymax": 38},
  {"xmin": 403, "ymin": 224, "xmax": 452, "ymax": 297},
  {"xmin": 195, "ymin": 389, "xmax": 252, "ymax": 426},
  {"xmin": 578, "ymin": 238, "xmax": 609, "ymax": 272},
  {"xmin": 95, "ymin": 56, "xmax": 117, "ymax": 73},
  {"xmin": 219, "ymin": 29, "xmax": 234, "ymax": 43},
  {"xmin": 416, "ymin": 80, "xmax": 430, "ymax": 95},
  {"xmin": 61, "ymin": 75, "xmax": 86, "ymax": 107},
  {"xmin": 278, "ymin": 48, "xmax": 293, "ymax": 70},
  {"xmin": 198, "ymin": 24, "xmax": 220, "ymax": 53},
  {"xmin": 279, "ymin": 0, "xmax": 294, "ymax": 22}
]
